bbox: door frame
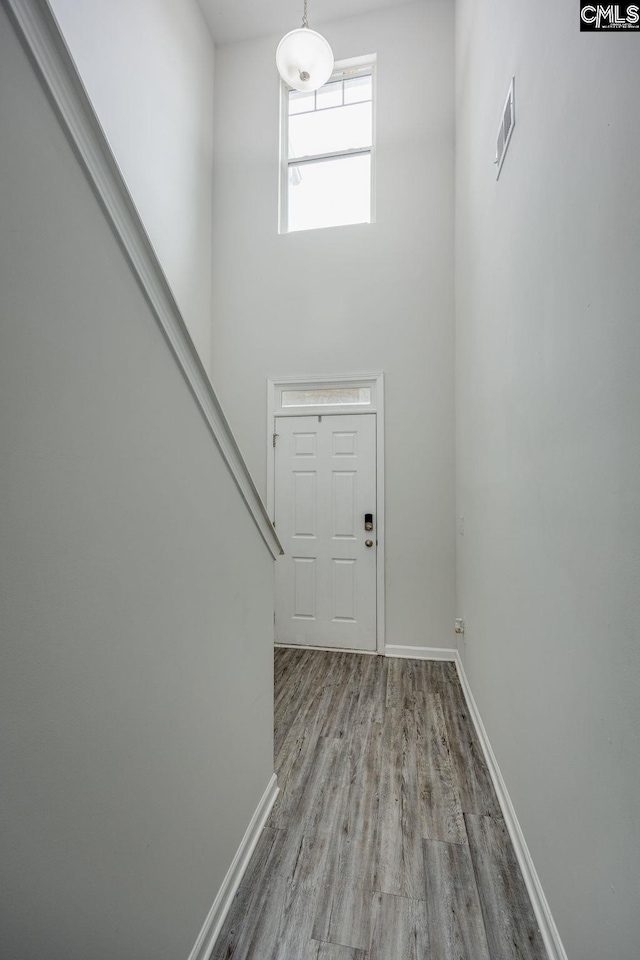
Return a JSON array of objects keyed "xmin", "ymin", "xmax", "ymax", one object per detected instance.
[{"xmin": 267, "ymin": 373, "xmax": 385, "ymax": 655}]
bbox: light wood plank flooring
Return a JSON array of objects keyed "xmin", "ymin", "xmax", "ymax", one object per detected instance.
[{"xmin": 211, "ymin": 649, "xmax": 548, "ymax": 960}]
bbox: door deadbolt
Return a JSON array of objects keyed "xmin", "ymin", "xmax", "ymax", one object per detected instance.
[{"xmin": 364, "ymin": 513, "xmax": 373, "ymax": 531}]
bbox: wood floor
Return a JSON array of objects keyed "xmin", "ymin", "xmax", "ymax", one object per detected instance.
[{"xmin": 211, "ymin": 649, "xmax": 548, "ymax": 960}]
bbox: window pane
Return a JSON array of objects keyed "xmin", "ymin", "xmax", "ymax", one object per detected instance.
[
  {"xmin": 316, "ymin": 79, "xmax": 343, "ymax": 110},
  {"xmin": 344, "ymin": 75, "xmax": 372, "ymax": 104},
  {"xmin": 282, "ymin": 387, "xmax": 371, "ymax": 407},
  {"xmin": 288, "ymin": 153, "xmax": 371, "ymax": 232},
  {"xmin": 289, "ymin": 89, "xmax": 315, "ymax": 115},
  {"xmin": 289, "ymin": 101, "xmax": 372, "ymax": 159}
]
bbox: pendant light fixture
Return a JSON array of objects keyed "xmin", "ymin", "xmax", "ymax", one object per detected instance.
[{"xmin": 276, "ymin": 0, "xmax": 334, "ymax": 93}]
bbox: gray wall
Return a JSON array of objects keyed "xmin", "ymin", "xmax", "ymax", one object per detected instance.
[
  {"xmin": 0, "ymin": 10, "xmax": 273, "ymax": 959},
  {"xmin": 48, "ymin": 0, "xmax": 215, "ymax": 370},
  {"xmin": 455, "ymin": 1, "xmax": 640, "ymax": 957},
  {"xmin": 211, "ymin": 0, "xmax": 456, "ymax": 651}
]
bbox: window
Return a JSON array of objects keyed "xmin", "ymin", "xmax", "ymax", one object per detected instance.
[
  {"xmin": 270, "ymin": 376, "xmax": 381, "ymax": 418},
  {"xmin": 280, "ymin": 57, "xmax": 376, "ymax": 234},
  {"xmin": 281, "ymin": 386, "xmax": 372, "ymax": 407}
]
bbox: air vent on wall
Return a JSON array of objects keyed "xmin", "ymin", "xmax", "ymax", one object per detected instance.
[{"xmin": 495, "ymin": 78, "xmax": 515, "ymax": 179}]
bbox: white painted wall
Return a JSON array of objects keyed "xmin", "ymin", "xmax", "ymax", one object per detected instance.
[
  {"xmin": 456, "ymin": 2, "xmax": 640, "ymax": 957},
  {"xmin": 211, "ymin": 0, "xmax": 456, "ymax": 651},
  {"xmin": 0, "ymin": 11, "xmax": 273, "ymax": 959},
  {"xmin": 48, "ymin": 0, "xmax": 215, "ymax": 369}
]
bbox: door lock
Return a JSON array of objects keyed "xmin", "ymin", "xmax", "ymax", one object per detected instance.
[{"xmin": 364, "ymin": 513, "xmax": 373, "ymax": 531}]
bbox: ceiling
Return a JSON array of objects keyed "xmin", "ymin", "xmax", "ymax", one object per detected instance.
[{"xmin": 197, "ymin": 0, "xmax": 417, "ymax": 46}]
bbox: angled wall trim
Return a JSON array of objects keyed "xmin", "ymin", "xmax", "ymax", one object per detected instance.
[
  {"xmin": 2, "ymin": 0, "xmax": 283, "ymax": 560},
  {"xmin": 454, "ymin": 653, "xmax": 569, "ymax": 960},
  {"xmin": 187, "ymin": 774, "xmax": 279, "ymax": 960}
]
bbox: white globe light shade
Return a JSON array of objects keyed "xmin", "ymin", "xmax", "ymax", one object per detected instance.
[{"xmin": 276, "ymin": 27, "xmax": 334, "ymax": 92}]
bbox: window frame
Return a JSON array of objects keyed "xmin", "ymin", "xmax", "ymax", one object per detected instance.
[{"xmin": 278, "ymin": 54, "xmax": 377, "ymax": 235}]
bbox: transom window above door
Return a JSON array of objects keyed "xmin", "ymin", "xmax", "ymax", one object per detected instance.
[
  {"xmin": 271, "ymin": 377, "xmax": 380, "ymax": 417},
  {"xmin": 280, "ymin": 56, "xmax": 376, "ymax": 234},
  {"xmin": 281, "ymin": 386, "xmax": 371, "ymax": 408}
]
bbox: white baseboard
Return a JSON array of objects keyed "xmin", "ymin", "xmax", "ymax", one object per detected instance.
[
  {"xmin": 187, "ymin": 773, "xmax": 279, "ymax": 960},
  {"xmin": 385, "ymin": 644, "xmax": 456, "ymax": 661},
  {"xmin": 454, "ymin": 653, "xmax": 568, "ymax": 960}
]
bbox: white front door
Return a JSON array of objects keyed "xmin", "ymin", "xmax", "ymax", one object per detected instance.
[{"xmin": 274, "ymin": 413, "xmax": 377, "ymax": 651}]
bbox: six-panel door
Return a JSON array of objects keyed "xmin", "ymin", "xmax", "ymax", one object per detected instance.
[{"xmin": 274, "ymin": 413, "xmax": 376, "ymax": 651}]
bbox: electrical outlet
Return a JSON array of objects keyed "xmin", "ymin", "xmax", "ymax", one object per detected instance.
[{"xmin": 455, "ymin": 618, "xmax": 465, "ymax": 635}]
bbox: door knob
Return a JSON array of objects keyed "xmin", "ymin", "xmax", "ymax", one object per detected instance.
[{"xmin": 365, "ymin": 539, "xmax": 374, "ymax": 548}]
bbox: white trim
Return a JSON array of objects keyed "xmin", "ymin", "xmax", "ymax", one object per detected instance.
[
  {"xmin": 454, "ymin": 653, "xmax": 568, "ymax": 960},
  {"xmin": 287, "ymin": 145, "xmax": 371, "ymax": 166},
  {"xmin": 278, "ymin": 74, "xmax": 289, "ymax": 235},
  {"xmin": 385, "ymin": 644, "xmax": 457, "ymax": 661},
  {"xmin": 267, "ymin": 373, "xmax": 385, "ymax": 655},
  {"xmin": 374, "ymin": 374, "xmax": 385, "ymax": 652},
  {"xmin": 186, "ymin": 774, "xmax": 279, "ymax": 960},
  {"xmin": 275, "ymin": 642, "xmax": 377, "ymax": 656},
  {"xmin": 3, "ymin": 0, "xmax": 282, "ymax": 561},
  {"xmin": 369, "ymin": 55, "xmax": 378, "ymax": 224}
]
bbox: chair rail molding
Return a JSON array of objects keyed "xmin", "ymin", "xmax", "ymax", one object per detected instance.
[{"xmin": 2, "ymin": 0, "xmax": 283, "ymax": 560}]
